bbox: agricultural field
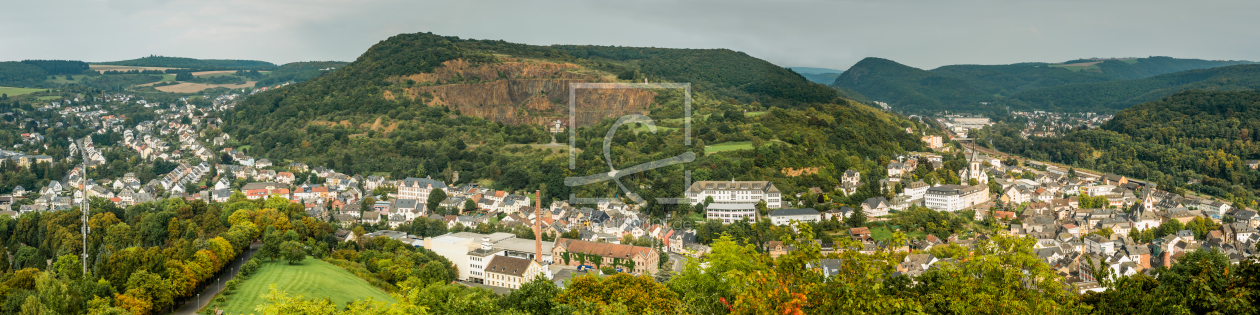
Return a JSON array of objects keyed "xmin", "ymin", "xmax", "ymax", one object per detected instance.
[
  {"xmin": 192, "ymin": 70, "xmax": 238, "ymax": 77},
  {"xmin": 0, "ymin": 86, "xmax": 46, "ymax": 96},
  {"xmin": 213, "ymin": 258, "xmax": 396, "ymax": 314},
  {"xmin": 155, "ymin": 81, "xmax": 256, "ymax": 93},
  {"xmin": 88, "ymin": 64, "xmax": 177, "ymax": 73}
]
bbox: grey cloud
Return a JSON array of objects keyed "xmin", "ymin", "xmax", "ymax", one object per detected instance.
[{"xmin": 1, "ymin": 0, "xmax": 1257, "ymax": 70}]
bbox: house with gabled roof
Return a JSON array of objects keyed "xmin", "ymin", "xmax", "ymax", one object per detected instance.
[{"xmin": 552, "ymin": 238, "xmax": 659, "ymax": 275}]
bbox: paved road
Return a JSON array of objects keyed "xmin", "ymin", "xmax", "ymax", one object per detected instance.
[
  {"xmin": 667, "ymin": 252, "xmax": 687, "ymax": 273},
  {"xmin": 170, "ymin": 243, "xmax": 261, "ymax": 315}
]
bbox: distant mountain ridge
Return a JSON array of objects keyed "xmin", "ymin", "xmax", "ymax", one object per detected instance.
[
  {"xmin": 1010, "ymin": 64, "xmax": 1260, "ymax": 110},
  {"xmin": 831, "ymin": 56, "xmax": 1256, "ymax": 114},
  {"xmin": 831, "ymin": 57, "xmax": 993, "ymax": 112},
  {"xmin": 787, "ymin": 67, "xmax": 845, "ymax": 84},
  {"xmin": 94, "ymin": 56, "xmax": 277, "ymax": 70}
]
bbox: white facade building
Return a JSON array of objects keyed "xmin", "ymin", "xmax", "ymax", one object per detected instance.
[
  {"xmin": 768, "ymin": 208, "xmax": 821, "ymax": 226},
  {"xmin": 687, "ymin": 180, "xmax": 782, "ymax": 209},
  {"xmin": 398, "ymin": 177, "xmax": 447, "ymax": 201},
  {"xmin": 925, "ymin": 184, "xmax": 990, "ymax": 212},
  {"xmin": 706, "ymin": 203, "xmax": 757, "ymax": 224}
]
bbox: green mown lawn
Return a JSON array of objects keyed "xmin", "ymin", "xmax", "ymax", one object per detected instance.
[
  {"xmin": 704, "ymin": 141, "xmax": 753, "ymax": 154},
  {"xmin": 869, "ymin": 226, "xmax": 893, "ymax": 241},
  {"xmin": 215, "ymin": 258, "xmax": 396, "ymax": 314}
]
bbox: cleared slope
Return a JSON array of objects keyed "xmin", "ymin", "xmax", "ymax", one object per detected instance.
[{"xmin": 219, "ymin": 259, "xmax": 397, "ymax": 314}]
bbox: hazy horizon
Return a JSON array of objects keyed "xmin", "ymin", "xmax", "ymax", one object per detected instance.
[{"xmin": 3, "ymin": 0, "xmax": 1258, "ymax": 70}]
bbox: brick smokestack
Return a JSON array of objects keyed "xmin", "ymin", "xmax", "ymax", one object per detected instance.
[{"xmin": 535, "ymin": 190, "xmax": 542, "ymax": 263}]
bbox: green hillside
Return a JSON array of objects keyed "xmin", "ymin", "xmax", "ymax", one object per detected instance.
[
  {"xmin": 830, "ymin": 57, "xmax": 994, "ymax": 113},
  {"xmin": 226, "ymin": 32, "xmax": 933, "ymax": 216},
  {"xmin": 552, "ymin": 45, "xmax": 840, "ymax": 106},
  {"xmin": 1008, "ymin": 64, "xmax": 1260, "ymax": 111},
  {"xmin": 218, "ymin": 259, "xmax": 397, "ymax": 315},
  {"xmin": 95, "ymin": 56, "xmax": 277, "ymax": 70},
  {"xmin": 929, "ymin": 63, "xmax": 1115, "ymax": 96},
  {"xmin": 972, "ymin": 90, "xmax": 1260, "ymax": 205},
  {"xmin": 255, "ymin": 61, "xmax": 348, "ymax": 86},
  {"xmin": 0, "ymin": 62, "xmax": 50, "ymax": 87}
]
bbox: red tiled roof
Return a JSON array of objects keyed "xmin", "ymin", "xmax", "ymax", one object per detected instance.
[{"xmin": 554, "ymin": 238, "xmax": 654, "ymax": 260}]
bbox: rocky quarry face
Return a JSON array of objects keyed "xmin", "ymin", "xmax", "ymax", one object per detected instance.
[{"xmin": 391, "ymin": 59, "xmax": 655, "ymax": 126}]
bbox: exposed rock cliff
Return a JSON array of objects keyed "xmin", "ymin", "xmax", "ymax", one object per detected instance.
[{"xmin": 391, "ymin": 59, "xmax": 654, "ymax": 126}]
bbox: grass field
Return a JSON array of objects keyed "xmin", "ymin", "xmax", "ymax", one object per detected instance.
[
  {"xmin": 214, "ymin": 258, "xmax": 396, "ymax": 314},
  {"xmin": 37, "ymin": 96, "xmax": 61, "ymax": 100},
  {"xmin": 704, "ymin": 141, "xmax": 753, "ymax": 154},
  {"xmin": 869, "ymin": 226, "xmax": 893, "ymax": 241},
  {"xmin": 0, "ymin": 86, "xmax": 46, "ymax": 97}
]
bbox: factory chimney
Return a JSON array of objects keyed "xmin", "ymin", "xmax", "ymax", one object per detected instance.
[{"xmin": 534, "ymin": 190, "xmax": 543, "ymax": 263}]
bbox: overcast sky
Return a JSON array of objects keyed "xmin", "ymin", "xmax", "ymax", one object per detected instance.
[{"xmin": 3, "ymin": 0, "xmax": 1258, "ymax": 70}]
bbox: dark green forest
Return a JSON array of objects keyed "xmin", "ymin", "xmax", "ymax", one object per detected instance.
[
  {"xmin": 0, "ymin": 62, "xmax": 50, "ymax": 87},
  {"xmin": 1008, "ymin": 64, "xmax": 1260, "ymax": 111},
  {"xmin": 930, "ymin": 62, "xmax": 1115, "ymax": 96},
  {"xmin": 20, "ymin": 60, "xmax": 90, "ymax": 76},
  {"xmin": 971, "ymin": 90, "xmax": 1260, "ymax": 208}
]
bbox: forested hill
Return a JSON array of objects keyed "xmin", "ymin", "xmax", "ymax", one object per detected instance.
[
  {"xmin": 0, "ymin": 60, "xmax": 91, "ymax": 87},
  {"xmin": 832, "ymin": 56, "xmax": 1257, "ymax": 114},
  {"xmin": 1092, "ymin": 56, "xmax": 1254, "ymax": 80},
  {"xmin": 830, "ymin": 57, "xmax": 994, "ymax": 113},
  {"xmin": 549, "ymin": 45, "xmax": 840, "ymax": 105},
  {"xmin": 94, "ymin": 56, "xmax": 277, "ymax": 70},
  {"xmin": 224, "ymin": 32, "xmax": 932, "ymax": 215},
  {"xmin": 1008, "ymin": 64, "xmax": 1260, "ymax": 111},
  {"xmin": 928, "ymin": 63, "xmax": 1114, "ymax": 97},
  {"xmin": 1104, "ymin": 90, "xmax": 1260, "ymax": 145},
  {"xmin": 231, "ymin": 32, "xmax": 843, "ymax": 130}
]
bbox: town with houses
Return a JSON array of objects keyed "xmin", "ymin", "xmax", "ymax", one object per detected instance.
[
  {"xmin": 2, "ymin": 89, "xmax": 1260, "ymax": 294},
  {"xmin": 1009, "ymin": 111, "xmax": 1114, "ymax": 138}
]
